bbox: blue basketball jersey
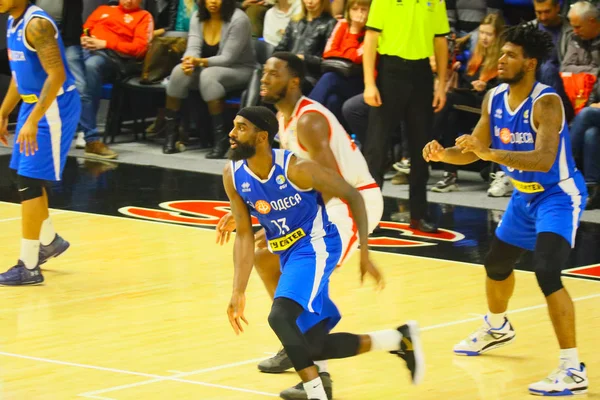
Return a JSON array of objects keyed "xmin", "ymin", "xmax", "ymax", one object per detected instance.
[
  {"xmin": 231, "ymin": 149, "xmax": 334, "ymax": 255},
  {"xmin": 489, "ymin": 82, "xmax": 579, "ymax": 200},
  {"xmin": 6, "ymin": 5, "xmax": 76, "ymax": 104}
]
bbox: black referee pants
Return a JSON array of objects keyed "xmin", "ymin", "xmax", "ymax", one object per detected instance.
[{"xmin": 364, "ymin": 55, "xmax": 434, "ymax": 220}]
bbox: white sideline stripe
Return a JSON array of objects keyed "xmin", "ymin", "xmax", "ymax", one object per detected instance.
[
  {"xmin": 77, "ymin": 356, "xmax": 275, "ymax": 398},
  {"xmin": 0, "ymin": 293, "xmax": 595, "ymax": 398}
]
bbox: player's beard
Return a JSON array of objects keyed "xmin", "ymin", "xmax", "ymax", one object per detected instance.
[
  {"xmin": 262, "ymin": 85, "xmax": 288, "ymax": 105},
  {"xmin": 500, "ymin": 66, "xmax": 526, "ymax": 85},
  {"xmin": 228, "ymin": 140, "xmax": 257, "ymax": 161}
]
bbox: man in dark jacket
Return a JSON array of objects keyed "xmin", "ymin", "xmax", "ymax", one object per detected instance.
[{"xmin": 526, "ymin": 0, "xmax": 575, "ymax": 122}]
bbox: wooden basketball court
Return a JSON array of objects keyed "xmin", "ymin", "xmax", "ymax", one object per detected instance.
[{"xmin": 0, "ymin": 200, "xmax": 598, "ymax": 399}]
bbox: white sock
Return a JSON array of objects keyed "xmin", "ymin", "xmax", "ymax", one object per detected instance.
[
  {"xmin": 368, "ymin": 329, "xmax": 402, "ymax": 352},
  {"xmin": 20, "ymin": 239, "xmax": 40, "ymax": 269},
  {"xmin": 486, "ymin": 312, "xmax": 506, "ymax": 329},
  {"xmin": 560, "ymin": 348, "xmax": 580, "ymax": 369},
  {"xmin": 39, "ymin": 217, "xmax": 56, "ymax": 246},
  {"xmin": 314, "ymin": 360, "xmax": 328, "ymax": 373},
  {"xmin": 303, "ymin": 376, "xmax": 327, "ymax": 400}
]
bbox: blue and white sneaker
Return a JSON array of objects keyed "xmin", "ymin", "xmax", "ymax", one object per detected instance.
[
  {"xmin": 0, "ymin": 262, "xmax": 44, "ymax": 286},
  {"xmin": 39, "ymin": 234, "xmax": 70, "ymax": 265},
  {"xmin": 529, "ymin": 362, "xmax": 588, "ymax": 396},
  {"xmin": 454, "ymin": 316, "xmax": 515, "ymax": 356}
]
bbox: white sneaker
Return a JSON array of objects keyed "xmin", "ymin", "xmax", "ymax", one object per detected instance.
[
  {"xmin": 487, "ymin": 171, "xmax": 514, "ymax": 197},
  {"xmin": 75, "ymin": 132, "xmax": 85, "ymax": 149},
  {"xmin": 454, "ymin": 316, "xmax": 515, "ymax": 356},
  {"xmin": 529, "ymin": 362, "xmax": 588, "ymax": 396}
]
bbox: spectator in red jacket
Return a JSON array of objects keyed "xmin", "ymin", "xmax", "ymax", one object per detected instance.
[
  {"xmin": 78, "ymin": 0, "xmax": 154, "ymax": 159},
  {"xmin": 308, "ymin": 0, "xmax": 371, "ymax": 127}
]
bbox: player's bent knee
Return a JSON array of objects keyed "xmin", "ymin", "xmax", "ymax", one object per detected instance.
[
  {"xmin": 484, "ymin": 256, "xmax": 514, "ymax": 281},
  {"xmin": 535, "ymin": 265, "xmax": 564, "ymax": 297},
  {"xmin": 268, "ymin": 298, "xmax": 313, "ymax": 371},
  {"xmin": 533, "ymin": 232, "xmax": 570, "ymax": 297},
  {"xmin": 16, "ymin": 175, "xmax": 45, "ymax": 202}
]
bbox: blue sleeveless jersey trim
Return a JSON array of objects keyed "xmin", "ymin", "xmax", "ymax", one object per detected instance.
[
  {"xmin": 488, "ymin": 82, "xmax": 582, "ymax": 201},
  {"xmin": 7, "ymin": 5, "xmax": 76, "ymax": 99},
  {"xmin": 231, "ymin": 149, "xmax": 337, "ymax": 256}
]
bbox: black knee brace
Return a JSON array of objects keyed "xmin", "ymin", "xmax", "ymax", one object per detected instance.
[
  {"xmin": 268, "ymin": 297, "xmax": 314, "ymax": 371},
  {"xmin": 533, "ymin": 232, "xmax": 569, "ymax": 297},
  {"xmin": 484, "ymin": 236, "xmax": 525, "ymax": 281},
  {"xmin": 16, "ymin": 175, "xmax": 45, "ymax": 202}
]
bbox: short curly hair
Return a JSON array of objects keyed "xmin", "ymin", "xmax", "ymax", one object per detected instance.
[{"xmin": 502, "ymin": 24, "xmax": 554, "ymax": 64}]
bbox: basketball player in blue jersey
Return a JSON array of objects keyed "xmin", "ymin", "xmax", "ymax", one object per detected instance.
[
  {"xmin": 423, "ymin": 25, "xmax": 588, "ymax": 396},
  {"xmin": 0, "ymin": 1, "xmax": 81, "ymax": 285},
  {"xmin": 224, "ymin": 106, "xmax": 424, "ymax": 400}
]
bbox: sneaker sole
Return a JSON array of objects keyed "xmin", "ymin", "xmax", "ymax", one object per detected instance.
[
  {"xmin": 258, "ymin": 361, "xmax": 293, "ymax": 373},
  {"xmin": 39, "ymin": 241, "xmax": 70, "ymax": 266},
  {"xmin": 406, "ymin": 320, "xmax": 425, "ymax": 385},
  {"xmin": 487, "ymin": 192, "xmax": 513, "ymax": 198},
  {"xmin": 393, "ymin": 165, "xmax": 411, "ymax": 174},
  {"xmin": 454, "ymin": 334, "xmax": 516, "ymax": 356},
  {"xmin": 0, "ymin": 277, "xmax": 44, "ymax": 286},
  {"xmin": 84, "ymin": 151, "xmax": 118, "ymax": 160},
  {"xmin": 431, "ymin": 185, "xmax": 458, "ymax": 193},
  {"xmin": 529, "ymin": 387, "xmax": 588, "ymax": 396}
]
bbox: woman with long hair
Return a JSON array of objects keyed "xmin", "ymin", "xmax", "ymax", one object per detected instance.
[
  {"xmin": 274, "ymin": 0, "xmax": 336, "ymax": 82},
  {"xmin": 431, "ymin": 13, "xmax": 505, "ymax": 193},
  {"xmin": 161, "ymin": 0, "xmax": 256, "ymax": 157},
  {"xmin": 308, "ymin": 0, "xmax": 371, "ymax": 125}
]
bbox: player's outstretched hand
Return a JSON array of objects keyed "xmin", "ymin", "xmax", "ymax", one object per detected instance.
[
  {"xmin": 360, "ymin": 255, "xmax": 385, "ymax": 291},
  {"xmin": 0, "ymin": 114, "xmax": 8, "ymax": 146},
  {"xmin": 216, "ymin": 211, "xmax": 236, "ymax": 245},
  {"xmin": 227, "ymin": 291, "xmax": 249, "ymax": 335},
  {"xmin": 423, "ymin": 140, "xmax": 445, "ymax": 162},
  {"xmin": 17, "ymin": 120, "xmax": 38, "ymax": 156}
]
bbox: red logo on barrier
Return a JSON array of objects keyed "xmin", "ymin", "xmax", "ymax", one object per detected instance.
[{"xmin": 119, "ymin": 200, "xmax": 465, "ymax": 247}]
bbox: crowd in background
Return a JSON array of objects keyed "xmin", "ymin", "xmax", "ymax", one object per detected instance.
[{"xmin": 0, "ymin": 0, "xmax": 599, "ymax": 211}]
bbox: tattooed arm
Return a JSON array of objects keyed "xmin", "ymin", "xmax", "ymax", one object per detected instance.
[
  {"xmin": 456, "ymin": 95, "xmax": 561, "ymax": 173},
  {"xmin": 24, "ymin": 17, "xmax": 67, "ymax": 124}
]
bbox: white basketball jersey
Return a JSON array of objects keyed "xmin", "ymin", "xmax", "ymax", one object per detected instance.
[{"xmin": 277, "ymin": 97, "xmax": 376, "ymax": 189}]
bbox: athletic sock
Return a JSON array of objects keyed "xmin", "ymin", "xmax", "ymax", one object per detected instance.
[
  {"xmin": 368, "ymin": 329, "xmax": 402, "ymax": 351},
  {"xmin": 486, "ymin": 312, "xmax": 506, "ymax": 329},
  {"xmin": 39, "ymin": 217, "xmax": 56, "ymax": 246},
  {"xmin": 560, "ymin": 348, "xmax": 580, "ymax": 370},
  {"xmin": 314, "ymin": 360, "xmax": 328, "ymax": 373},
  {"xmin": 303, "ymin": 376, "xmax": 327, "ymax": 400},
  {"xmin": 20, "ymin": 239, "xmax": 40, "ymax": 269}
]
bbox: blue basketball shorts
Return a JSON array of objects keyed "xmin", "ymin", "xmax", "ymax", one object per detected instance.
[
  {"xmin": 275, "ymin": 224, "xmax": 343, "ymax": 334},
  {"xmin": 10, "ymin": 90, "xmax": 81, "ymax": 182},
  {"xmin": 496, "ymin": 174, "xmax": 588, "ymax": 251}
]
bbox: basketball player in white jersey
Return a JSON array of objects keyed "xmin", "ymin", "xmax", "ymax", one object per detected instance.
[{"xmin": 216, "ymin": 52, "xmax": 384, "ymax": 399}]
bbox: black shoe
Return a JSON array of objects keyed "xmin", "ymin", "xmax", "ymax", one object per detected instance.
[
  {"xmin": 206, "ymin": 113, "xmax": 229, "ymax": 159},
  {"xmin": 390, "ymin": 321, "xmax": 425, "ymax": 385},
  {"xmin": 258, "ymin": 348, "xmax": 293, "ymax": 373},
  {"xmin": 409, "ymin": 218, "xmax": 438, "ymax": 233},
  {"xmin": 279, "ymin": 372, "xmax": 333, "ymax": 400},
  {"xmin": 162, "ymin": 113, "xmax": 180, "ymax": 154},
  {"xmin": 586, "ymin": 184, "xmax": 600, "ymax": 210}
]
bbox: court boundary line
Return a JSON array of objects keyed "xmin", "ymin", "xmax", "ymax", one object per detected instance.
[
  {"xmin": 0, "ymin": 292, "xmax": 595, "ymax": 398},
  {"xmin": 0, "ymin": 201, "xmax": 598, "ymax": 281},
  {"xmin": 0, "ymin": 209, "xmax": 67, "ymax": 223},
  {"xmin": 0, "ymin": 202, "xmax": 599, "ymax": 396},
  {"xmin": 77, "ymin": 356, "xmax": 279, "ymax": 398}
]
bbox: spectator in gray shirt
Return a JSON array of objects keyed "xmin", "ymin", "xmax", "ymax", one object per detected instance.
[
  {"xmin": 562, "ymin": 0, "xmax": 600, "ymax": 74},
  {"xmin": 161, "ymin": 0, "xmax": 256, "ymax": 157}
]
